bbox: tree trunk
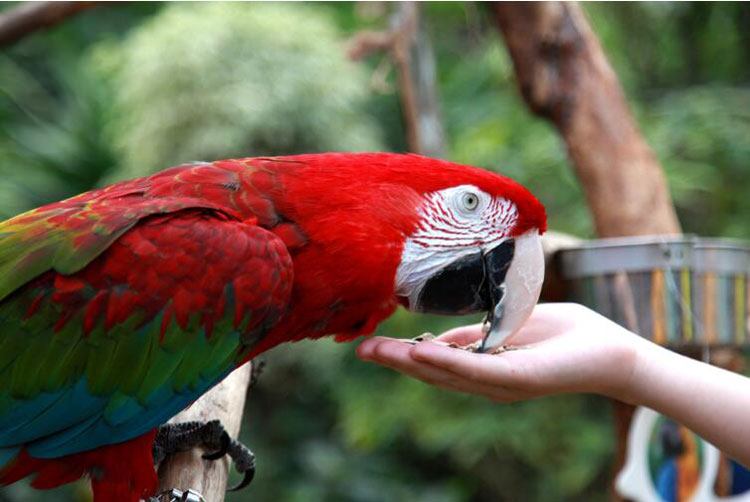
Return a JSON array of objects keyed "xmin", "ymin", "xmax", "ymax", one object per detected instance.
[
  {"xmin": 490, "ymin": 3, "xmax": 681, "ymax": 501},
  {"xmin": 490, "ymin": 2, "xmax": 680, "ymax": 238}
]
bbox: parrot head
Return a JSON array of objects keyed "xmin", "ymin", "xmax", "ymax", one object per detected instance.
[
  {"xmin": 272, "ymin": 153, "xmax": 546, "ymax": 353},
  {"xmin": 390, "ymin": 163, "xmax": 547, "ymax": 352}
]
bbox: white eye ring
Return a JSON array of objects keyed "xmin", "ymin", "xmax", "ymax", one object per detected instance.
[{"xmin": 461, "ymin": 192, "xmax": 479, "ymax": 211}]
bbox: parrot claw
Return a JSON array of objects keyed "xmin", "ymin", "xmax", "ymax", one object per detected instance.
[
  {"xmin": 228, "ymin": 469, "xmax": 254, "ymax": 492},
  {"xmin": 201, "ymin": 429, "xmax": 230, "ymax": 460},
  {"xmin": 153, "ymin": 420, "xmax": 256, "ymax": 493}
]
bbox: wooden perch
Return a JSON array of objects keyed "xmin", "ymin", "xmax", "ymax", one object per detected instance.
[
  {"xmin": 349, "ymin": 2, "xmax": 446, "ymax": 158},
  {"xmin": 0, "ymin": 2, "xmax": 97, "ymax": 48},
  {"xmin": 489, "ymin": 3, "xmax": 681, "ymax": 500},
  {"xmin": 157, "ymin": 362, "xmax": 253, "ymax": 502}
]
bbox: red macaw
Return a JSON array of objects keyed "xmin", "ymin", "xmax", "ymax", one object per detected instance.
[{"xmin": 0, "ymin": 153, "xmax": 546, "ymax": 501}]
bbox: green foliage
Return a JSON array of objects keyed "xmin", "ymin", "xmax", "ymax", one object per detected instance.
[
  {"xmin": 0, "ymin": 55, "xmax": 116, "ymax": 219},
  {"xmin": 585, "ymin": 3, "xmax": 750, "ymax": 92},
  {"xmin": 0, "ymin": 2, "xmax": 748, "ymax": 502},
  {"xmin": 0, "ymin": 3, "xmax": 158, "ymax": 220},
  {"xmin": 89, "ymin": 2, "xmax": 382, "ymax": 181},
  {"xmin": 642, "ymin": 86, "xmax": 750, "ymax": 239}
]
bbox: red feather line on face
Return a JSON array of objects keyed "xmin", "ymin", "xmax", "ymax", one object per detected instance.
[{"xmin": 410, "ymin": 190, "xmax": 519, "ymax": 249}]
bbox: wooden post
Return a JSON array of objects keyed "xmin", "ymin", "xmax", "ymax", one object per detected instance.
[
  {"xmin": 489, "ymin": 3, "xmax": 682, "ymax": 500},
  {"xmin": 157, "ymin": 363, "xmax": 253, "ymax": 501}
]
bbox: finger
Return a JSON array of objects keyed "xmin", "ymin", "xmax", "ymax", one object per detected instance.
[
  {"xmin": 357, "ymin": 336, "xmax": 402, "ymax": 360},
  {"xmin": 434, "ymin": 323, "xmax": 484, "ymax": 345},
  {"xmin": 370, "ymin": 339, "xmax": 452, "ymax": 377},
  {"xmin": 363, "ymin": 339, "xmax": 536, "ymax": 401},
  {"xmin": 403, "ymin": 344, "xmax": 538, "ymax": 401},
  {"xmin": 410, "ymin": 341, "xmax": 529, "ymax": 387},
  {"xmin": 367, "ymin": 339, "xmax": 471, "ymax": 390}
]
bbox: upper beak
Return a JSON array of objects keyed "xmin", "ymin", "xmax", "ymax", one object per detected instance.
[
  {"xmin": 478, "ymin": 229, "xmax": 545, "ymax": 352},
  {"xmin": 406, "ymin": 229, "xmax": 545, "ymax": 352}
]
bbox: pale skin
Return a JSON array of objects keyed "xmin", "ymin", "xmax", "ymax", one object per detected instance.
[{"xmin": 357, "ymin": 303, "xmax": 750, "ymax": 468}]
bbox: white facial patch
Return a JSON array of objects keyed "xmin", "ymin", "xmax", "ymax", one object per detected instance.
[{"xmin": 395, "ymin": 185, "xmax": 518, "ymax": 306}]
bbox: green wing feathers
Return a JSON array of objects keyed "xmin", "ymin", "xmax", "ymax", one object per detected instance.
[{"xmin": 0, "ymin": 194, "xmax": 292, "ymax": 458}]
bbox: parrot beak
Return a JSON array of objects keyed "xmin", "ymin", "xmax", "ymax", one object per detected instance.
[
  {"xmin": 477, "ymin": 229, "xmax": 544, "ymax": 353},
  {"xmin": 406, "ymin": 229, "xmax": 544, "ymax": 352}
]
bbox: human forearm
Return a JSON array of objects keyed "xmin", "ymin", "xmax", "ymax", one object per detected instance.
[
  {"xmin": 359, "ymin": 303, "xmax": 750, "ymax": 468},
  {"xmin": 623, "ymin": 341, "xmax": 750, "ymax": 467}
]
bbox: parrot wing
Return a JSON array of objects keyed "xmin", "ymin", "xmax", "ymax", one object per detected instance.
[
  {"xmin": 0, "ymin": 174, "xmax": 240, "ymax": 303},
  {"xmin": 0, "ymin": 206, "xmax": 292, "ymax": 464}
]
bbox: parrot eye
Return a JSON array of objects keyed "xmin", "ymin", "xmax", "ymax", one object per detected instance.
[{"xmin": 462, "ymin": 192, "xmax": 479, "ymax": 211}]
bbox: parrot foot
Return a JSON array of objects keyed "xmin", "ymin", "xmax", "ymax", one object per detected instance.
[
  {"xmin": 153, "ymin": 420, "xmax": 256, "ymax": 492},
  {"xmin": 147, "ymin": 488, "xmax": 206, "ymax": 502}
]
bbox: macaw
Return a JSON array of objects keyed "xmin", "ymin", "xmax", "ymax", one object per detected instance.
[{"xmin": 0, "ymin": 153, "xmax": 546, "ymax": 501}]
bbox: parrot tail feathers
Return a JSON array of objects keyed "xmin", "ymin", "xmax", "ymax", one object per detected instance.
[
  {"xmin": 0, "ymin": 431, "xmax": 158, "ymax": 502},
  {"xmin": 88, "ymin": 430, "xmax": 159, "ymax": 502},
  {"xmin": 0, "ymin": 449, "xmax": 86, "ymax": 491},
  {"xmin": 91, "ymin": 476, "xmax": 154, "ymax": 502}
]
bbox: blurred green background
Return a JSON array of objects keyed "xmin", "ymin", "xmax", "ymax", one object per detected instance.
[{"xmin": 0, "ymin": 2, "xmax": 748, "ymax": 501}]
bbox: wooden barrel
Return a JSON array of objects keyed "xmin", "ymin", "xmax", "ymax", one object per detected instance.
[{"xmin": 559, "ymin": 236, "xmax": 750, "ymax": 347}]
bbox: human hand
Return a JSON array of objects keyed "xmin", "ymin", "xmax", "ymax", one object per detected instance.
[{"xmin": 357, "ymin": 303, "xmax": 648, "ymax": 403}]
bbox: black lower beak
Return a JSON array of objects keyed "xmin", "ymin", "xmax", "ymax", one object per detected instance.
[{"xmin": 411, "ymin": 239, "xmax": 515, "ymax": 315}]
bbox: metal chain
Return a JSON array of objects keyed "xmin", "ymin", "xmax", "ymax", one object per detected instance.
[{"xmin": 148, "ymin": 488, "xmax": 207, "ymax": 502}]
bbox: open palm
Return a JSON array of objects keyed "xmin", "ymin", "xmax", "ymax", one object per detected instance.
[{"xmin": 357, "ymin": 303, "xmax": 642, "ymax": 402}]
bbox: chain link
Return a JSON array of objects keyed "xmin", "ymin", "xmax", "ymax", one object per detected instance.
[{"xmin": 148, "ymin": 488, "xmax": 207, "ymax": 502}]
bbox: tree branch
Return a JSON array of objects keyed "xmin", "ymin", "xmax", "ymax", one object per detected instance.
[
  {"xmin": 0, "ymin": 1, "xmax": 97, "ymax": 48},
  {"xmin": 157, "ymin": 363, "xmax": 253, "ymax": 502},
  {"xmin": 349, "ymin": 2, "xmax": 446, "ymax": 158}
]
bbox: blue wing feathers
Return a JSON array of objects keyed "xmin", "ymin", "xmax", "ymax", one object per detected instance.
[{"xmin": 0, "ymin": 379, "xmax": 106, "ymax": 446}]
